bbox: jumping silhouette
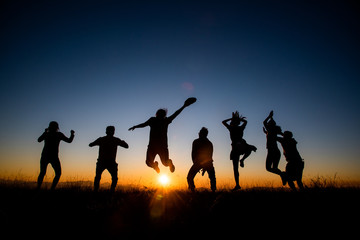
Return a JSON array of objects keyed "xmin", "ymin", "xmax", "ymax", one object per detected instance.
[
  {"xmin": 37, "ymin": 121, "xmax": 75, "ymax": 190},
  {"xmin": 277, "ymin": 131, "xmax": 304, "ymax": 190},
  {"xmin": 222, "ymin": 111, "xmax": 257, "ymax": 191},
  {"xmin": 128, "ymin": 97, "xmax": 196, "ymax": 173},
  {"xmin": 89, "ymin": 126, "xmax": 129, "ymax": 192},
  {"xmin": 263, "ymin": 111, "xmax": 286, "ymax": 184},
  {"xmin": 187, "ymin": 127, "xmax": 216, "ymax": 192}
]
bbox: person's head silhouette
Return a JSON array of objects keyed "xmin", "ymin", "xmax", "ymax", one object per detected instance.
[
  {"xmin": 106, "ymin": 126, "xmax": 115, "ymax": 136},
  {"xmin": 283, "ymin": 131, "xmax": 293, "ymax": 139},
  {"xmin": 230, "ymin": 111, "xmax": 242, "ymax": 126},
  {"xmin": 156, "ymin": 108, "xmax": 167, "ymax": 119},
  {"xmin": 48, "ymin": 121, "xmax": 59, "ymax": 132},
  {"xmin": 199, "ymin": 127, "xmax": 208, "ymax": 138}
]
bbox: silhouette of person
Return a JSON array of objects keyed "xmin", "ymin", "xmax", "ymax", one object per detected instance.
[
  {"xmin": 263, "ymin": 111, "xmax": 286, "ymax": 184},
  {"xmin": 277, "ymin": 131, "xmax": 304, "ymax": 190},
  {"xmin": 222, "ymin": 111, "xmax": 257, "ymax": 190},
  {"xmin": 89, "ymin": 126, "xmax": 129, "ymax": 192},
  {"xmin": 37, "ymin": 121, "xmax": 74, "ymax": 190},
  {"xmin": 128, "ymin": 98, "xmax": 196, "ymax": 173},
  {"xmin": 187, "ymin": 127, "xmax": 216, "ymax": 192}
]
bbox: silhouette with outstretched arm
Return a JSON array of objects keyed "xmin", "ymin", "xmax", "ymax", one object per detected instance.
[
  {"xmin": 277, "ymin": 131, "xmax": 305, "ymax": 190},
  {"xmin": 37, "ymin": 121, "xmax": 74, "ymax": 190},
  {"xmin": 89, "ymin": 126, "xmax": 128, "ymax": 192},
  {"xmin": 263, "ymin": 111, "xmax": 286, "ymax": 184},
  {"xmin": 187, "ymin": 127, "xmax": 216, "ymax": 192},
  {"xmin": 222, "ymin": 111, "xmax": 257, "ymax": 191},
  {"xmin": 129, "ymin": 97, "xmax": 196, "ymax": 173}
]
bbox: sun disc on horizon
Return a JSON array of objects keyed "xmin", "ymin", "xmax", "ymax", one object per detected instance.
[{"xmin": 158, "ymin": 174, "xmax": 170, "ymax": 186}]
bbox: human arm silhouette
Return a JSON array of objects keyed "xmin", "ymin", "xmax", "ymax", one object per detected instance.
[
  {"xmin": 89, "ymin": 136, "xmax": 102, "ymax": 147},
  {"xmin": 128, "ymin": 119, "xmax": 151, "ymax": 131},
  {"xmin": 240, "ymin": 118, "xmax": 247, "ymax": 128},
  {"xmin": 168, "ymin": 97, "xmax": 196, "ymax": 122},
  {"xmin": 62, "ymin": 130, "xmax": 75, "ymax": 143},
  {"xmin": 263, "ymin": 110, "xmax": 274, "ymax": 126},
  {"xmin": 167, "ymin": 105, "xmax": 186, "ymax": 122},
  {"xmin": 119, "ymin": 139, "xmax": 129, "ymax": 149},
  {"xmin": 37, "ymin": 129, "xmax": 47, "ymax": 142},
  {"xmin": 263, "ymin": 127, "xmax": 268, "ymax": 134},
  {"xmin": 222, "ymin": 118, "xmax": 232, "ymax": 128}
]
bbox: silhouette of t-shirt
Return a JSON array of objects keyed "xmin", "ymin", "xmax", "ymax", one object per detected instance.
[
  {"xmin": 90, "ymin": 136, "xmax": 127, "ymax": 162},
  {"xmin": 225, "ymin": 125, "xmax": 245, "ymax": 144},
  {"xmin": 38, "ymin": 132, "xmax": 73, "ymax": 159},
  {"xmin": 144, "ymin": 117, "xmax": 173, "ymax": 148},
  {"xmin": 192, "ymin": 137, "xmax": 213, "ymax": 165},
  {"xmin": 277, "ymin": 137, "xmax": 302, "ymax": 162},
  {"xmin": 264, "ymin": 128, "xmax": 279, "ymax": 149}
]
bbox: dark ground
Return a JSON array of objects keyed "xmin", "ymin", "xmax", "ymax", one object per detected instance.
[{"xmin": 0, "ymin": 182, "xmax": 359, "ymax": 239}]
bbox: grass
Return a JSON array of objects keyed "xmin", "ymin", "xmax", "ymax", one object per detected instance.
[{"xmin": 0, "ymin": 178, "xmax": 359, "ymax": 239}]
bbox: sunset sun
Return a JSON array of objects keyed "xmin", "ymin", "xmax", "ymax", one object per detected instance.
[{"xmin": 158, "ymin": 174, "xmax": 170, "ymax": 186}]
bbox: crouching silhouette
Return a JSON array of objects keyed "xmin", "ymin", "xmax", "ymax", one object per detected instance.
[
  {"xmin": 89, "ymin": 126, "xmax": 128, "ymax": 192},
  {"xmin": 277, "ymin": 131, "xmax": 304, "ymax": 190},
  {"xmin": 187, "ymin": 127, "xmax": 216, "ymax": 192}
]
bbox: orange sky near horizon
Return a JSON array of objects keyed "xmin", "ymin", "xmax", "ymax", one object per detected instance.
[{"xmin": 1, "ymin": 144, "xmax": 359, "ymax": 189}]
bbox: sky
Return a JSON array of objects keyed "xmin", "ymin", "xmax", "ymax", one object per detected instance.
[{"xmin": 1, "ymin": 0, "xmax": 359, "ymax": 187}]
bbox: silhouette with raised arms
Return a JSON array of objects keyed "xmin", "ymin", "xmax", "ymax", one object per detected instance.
[
  {"xmin": 89, "ymin": 126, "xmax": 129, "ymax": 192},
  {"xmin": 222, "ymin": 111, "xmax": 257, "ymax": 191},
  {"xmin": 129, "ymin": 97, "xmax": 196, "ymax": 173},
  {"xmin": 37, "ymin": 121, "xmax": 75, "ymax": 190},
  {"xmin": 187, "ymin": 127, "xmax": 216, "ymax": 192},
  {"xmin": 277, "ymin": 131, "xmax": 305, "ymax": 190},
  {"xmin": 263, "ymin": 110, "xmax": 286, "ymax": 184}
]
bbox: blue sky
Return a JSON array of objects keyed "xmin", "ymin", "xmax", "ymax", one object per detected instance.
[{"xmin": 1, "ymin": 0, "xmax": 359, "ymax": 186}]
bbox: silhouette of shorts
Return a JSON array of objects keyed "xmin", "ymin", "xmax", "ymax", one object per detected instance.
[
  {"xmin": 285, "ymin": 161, "xmax": 304, "ymax": 181},
  {"xmin": 40, "ymin": 157, "xmax": 61, "ymax": 175},
  {"xmin": 95, "ymin": 161, "xmax": 118, "ymax": 180},
  {"xmin": 146, "ymin": 146, "xmax": 171, "ymax": 167}
]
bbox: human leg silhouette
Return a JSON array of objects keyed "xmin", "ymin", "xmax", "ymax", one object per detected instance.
[
  {"xmin": 108, "ymin": 162, "xmax": 118, "ymax": 192},
  {"xmin": 265, "ymin": 148, "xmax": 287, "ymax": 184},
  {"xmin": 37, "ymin": 159, "xmax": 48, "ymax": 189},
  {"xmin": 158, "ymin": 148, "xmax": 175, "ymax": 173},
  {"xmin": 239, "ymin": 144, "xmax": 257, "ymax": 167},
  {"xmin": 206, "ymin": 164, "xmax": 216, "ymax": 192},
  {"xmin": 187, "ymin": 164, "xmax": 201, "ymax": 191},
  {"xmin": 296, "ymin": 161, "xmax": 305, "ymax": 190},
  {"xmin": 288, "ymin": 180, "xmax": 296, "ymax": 190},
  {"xmin": 297, "ymin": 180, "xmax": 304, "ymax": 189},
  {"xmin": 94, "ymin": 162, "xmax": 105, "ymax": 192},
  {"xmin": 50, "ymin": 159, "xmax": 61, "ymax": 190},
  {"xmin": 265, "ymin": 149, "xmax": 282, "ymax": 175},
  {"xmin": 146, "ymin": 147, "xmax": 160, "ymax": 173},
  {"xmin": 232, "ymin": 159, "xmax": 241, "ymax": 190},
  {"xmin": 285, "ymin": 161, "xmax": 304, "ymax": 190}
]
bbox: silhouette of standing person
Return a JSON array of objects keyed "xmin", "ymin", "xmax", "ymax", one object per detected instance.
[
  {"xmin": 263, "ymin": 111, "xmax": 286, "ymax": 184},
  {"xmin": 187, "ymin": 127, "xmax": 216, "ymax": 192},
  {"xmin": 222, "ymin": 111, "xmax": 257, "ymax": 191},
  {"xmin": 37, "ymin": 121, "xmax": 74, "ymax": 190},
  {"xmin": 89, "ymin": 126, "xmax": 129, "ymax": 192},
  {"xmin": 129, "ymin": 98, "xmax": 196, "ymax": 173},
  {"xmin": 277, "ymin": 131, "xmax": 304, "ymax": 190}
]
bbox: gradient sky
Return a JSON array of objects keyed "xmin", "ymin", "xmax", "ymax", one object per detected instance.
[{"xmin": 1, "ymin": 0, "xmax": 359, "ymax": 187}]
